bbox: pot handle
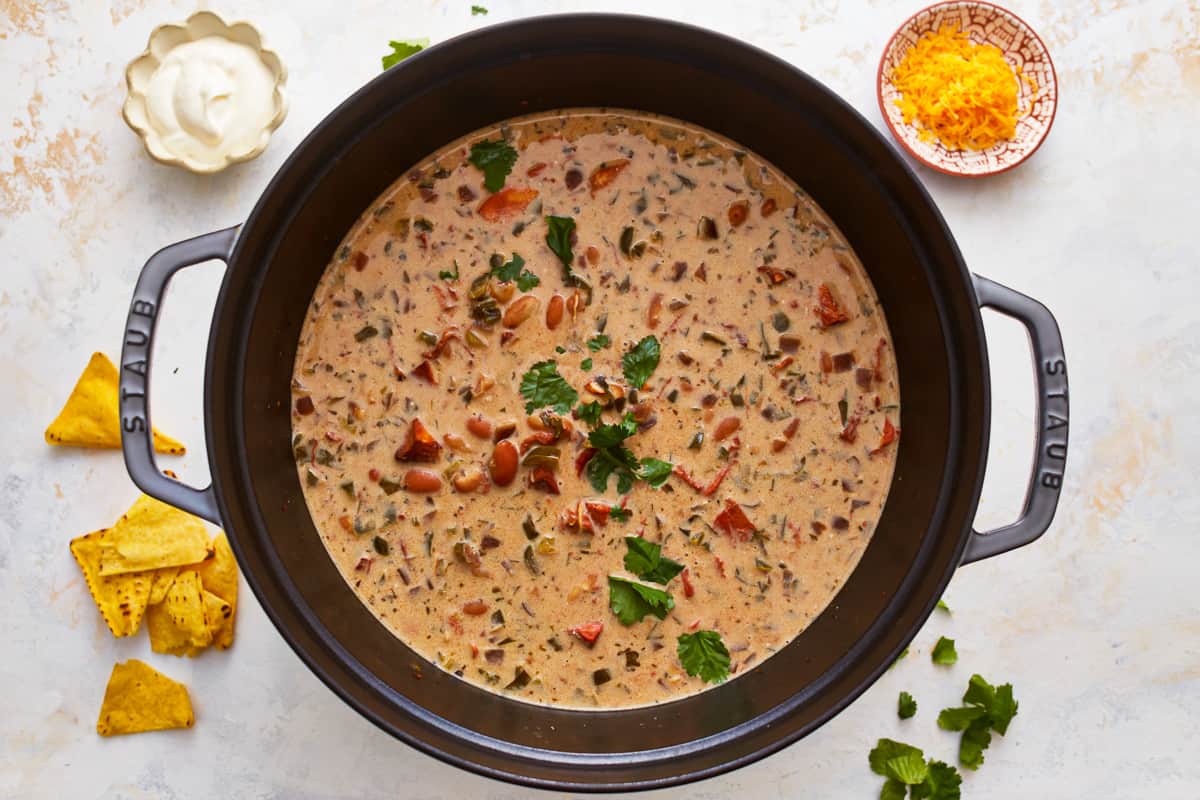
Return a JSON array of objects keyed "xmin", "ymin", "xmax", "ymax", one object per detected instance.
[
  {"xmin": 961, "ymin": 275, "xmax": 1068, "ymax": 564},
  {"xmin": 119, "ymin": 227, "xmax": 239, "ymax": 525}
]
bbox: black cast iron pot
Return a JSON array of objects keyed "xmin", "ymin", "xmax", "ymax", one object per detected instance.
[{"xmin": 117, "ymin": 14, "xmax": 1069, "ymax": 792}]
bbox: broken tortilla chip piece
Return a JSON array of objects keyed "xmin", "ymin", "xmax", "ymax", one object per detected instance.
[
  {"xmin": 98, "ymin": 494, "xmax": 211, "ymax": 576},
  {"xmin": 70, "ymin": 529, "xmax": 153, "ymax": 637},
  {"xmin": 196, "ymin": 532, "xmax": 238, "ymax": 649},
  {"xmin": 45, "ymin": 352, "xmax": 185, "ymax": 454},
  {"xmin": 202, "ymin": 590, "xmax": 233, "ymax": 649},
  {"xmin": 148, "ymin": 566, "xmax": 180, "ymax": 605},
  {"xmin": 146, "ymin": 569, "xmax": 212, "ymax": 656},
  {"xmin": 97, "ymin": 659, "xmax": 194, "ymax": 736}
]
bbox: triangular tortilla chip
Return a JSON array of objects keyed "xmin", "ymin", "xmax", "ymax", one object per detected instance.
[
  {"xmin": 69, "ymin": 529, "xmax": 153, "ymax": 637},
  {"xmin": 98, "ymin": 494, "xmax": 211, "ymax": 576},
  {"xmin": 196, "ymin": 532, "xmax": 237, "ymax": 649},
  {"xmin": 146, "ymin": 569, "xmax": 212, "ymax": 656},
  {"xmin": 45, "ymin": 352, "xmax": 185, "ymax": 454},
  {"xmin": 97, "ymin": 659, "xmax": 194, "ymax": 736},
  {"xmin": 148, "ymin": 566, "xmax": 180, "ymax": 605}
]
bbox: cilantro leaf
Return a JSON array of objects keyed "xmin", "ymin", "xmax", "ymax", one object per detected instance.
[
  {"xmin": 608, "ymin": 576, "xmax": 673, "ymax": 625},
  {"xmin": 637, "ymin": 457, "xmax": 673, "ymax": 488},
  {"xmin": 885, "ymin": 753, "xmax": 929, "ymax": 785},
  {"xmin": 958, "ymin": 719, "xmax": 992, "ymax": 771},
  {"xmin": 939, "ymin": 674, "xmax": 1018, "ymax": 771},
  {"xmin": 880, "ymin": 780, "xmax": 908, "ymax": 800},
  {"xmin": 586, "ymin": 443, "xmax": 639, "ymax": 494},
  {"xmin": 989, "ymin": 682, "xmax": 1019, "ymax": 735},
  {"xmin": 576, "ymin": 401, "xmax": 603, "ymax": 428},
  {"xmin": 588, "ymin": 413, "xmax": 637, "ymax": 449},
  {"xmin": 931, "ymin": 636, "xmax": 957, "ymax": 665},
  {"xmin": 677, "ymin": 630, "xmax": 730, "ymax": 684},
  {"xmin": 936, "ymin": 706, "xmax": 986, "ymax": 731},
  {"xmin": 438, "ymin": 261, "xmax": 459, "ymax": 281},
  {"xmin": 545, "ymin": 215, "xmax": 575, "ymax": 269},
  {"xmin": 580, "ymin": 357, "xmax": 593, "ymax": 371},
  {"xmin": 936, "ymin": 598, "xmax": 951, "ymax": 613},
  {"xmin": 587, "ymin": 334, "xmax": 611, "ymax": 352},
  {"xmin": 469, "ymin": 139, "xmax": 518, "ymax": 192},
  {"xmin": 471, "ymin": 4, "xmax": 488, "ymax": 14},
  {"xmin": 898, "ymin": 691, "xmax": 917, "ymax": 720},
  {"xmin": 911, "ymin": 762, "xmax": 962, "ymax": 800},
  {"xmin": 608, "ymin": 506, "xmax": 631, "ymax": 523},
  {"xmin": 622, "ymin": 335, "xmax": 661, "ymax": 388},
  {"xmin": 623, "ymin": 536, "xmax": 684, "ymax": 584},
  {"xmin": 490, "ymin": 252, "xmax": 540, "ymax": 290},
  {"xmin": 519, "ymin": 361, "xmax": 578, "ymax": 414},
  {"xmin": 381, "ymin": 39, "xmax": 428, "ymax": 70},
  {"xmin": 869, "ymin": 740, "xmax": 924, "ymax": 777}
]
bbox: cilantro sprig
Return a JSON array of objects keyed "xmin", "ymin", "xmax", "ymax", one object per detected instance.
[
  {"xmin": 937, "ymin": 674, "xmax": 1018, "ymax": 770},
  {"xmin": 585, "ymin": 413, "xmax": 672, "ymax": 494},
  {"xmin": 490, "ymin": 252, "xmax": 539, "ymax": 291},
  {"xmin": 622, "ymin": 335, "xmax": 661, "ymax": 388},
  {"xmin": 898, "ymin": 691, "xmax": 917, "ymax": 720},
  {"xmin": 519, "ymin": 361, "xmax": 578, "ymax": 415},
  {"xmin": 576, "ymin": 401, "xmax": 603, "ymax": 428},
  {"xmin": 608, "ymin": 576, "xmax": 673, "ymax": 625},
  {"xmin": 469, "ymin": 139, "xmax": 518, "ymax": 193},
  {"xmin": 677, "ymin": 630, "xmax": 730, "ymax": 684},
  {"xmin": 381, "ymin": 39, "xmax": 428, "ymax": 70},
  {"xmin": 623, "ymin": 536, "xmax": 683, "ymax": 585},
  {"xmin": 869, "ymin": 739, "xmax": 962, "ymax": 800}
]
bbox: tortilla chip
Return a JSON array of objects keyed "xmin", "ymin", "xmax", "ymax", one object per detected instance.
[
  {"xmin": 69, "ymin": 529, "xmax": 153, "ymax": 637},
  {"xmin": 146, "ymin": 570, "xmax": 212, "ymax": 656},
  {"xmin": 98, "ymin": 494, "xmax": 211, "ymax": 576},
  {"xmin": 45, "ymin": 352, "xmax": 185, "ymax": 454},
  {"xmin": 196, "ymin": 532, "xmax": 238, "ymax": 649},
  {"xmin": 148, "ymin": 566, "xmax": 180, "ymax": 605},
  {"xmin": 96, "ymin": 659, "xmax": 194, "ymax": 736},
  {"xmin": 202, "ymin": 589, "xmax": 233, "ymax": 648}
]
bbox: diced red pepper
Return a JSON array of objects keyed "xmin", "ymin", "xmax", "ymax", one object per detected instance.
[
  {"xmin": 588, "ymin": 159, "xmax": 630, "ymax": 195},
  {"xmin": 395, "ymin": 418, "xmax": 443, "ymax": 462},
  {"xmin": 423, "ymin": 326, "xmax": 461, "ymax": 360},
  {"xmin": 870, "ymin": 418, "xmax": 899, "ymax": 455},
  {"xmin": 815, "ymin": 284, "xmax": 850, "ymax": 327},
  {"xmin": 477, "ymin": 187, "xmax": 539, "ymax": 221},
  {"xmin": 520, "ymin": 430, "xmax": 559, "ymax": 453},
  {"xmin": 756, "ymin": 266, "xmax": 796, "ymax": 284},
  {"xmin": 526, "ymin": 162, "xmax": 548, "ymax": 177},
  {"xmin": 568, "ymin": 621, "xmax": 604, "ymax": 645},
  {"xmin": 528, "ymin": 466, "xmax": 560, "ymax": 494},
  {"xmin": 575, "ymin": 447, "xmax": 597, "ymax": 477},
  {"xmin": 713, "ymin": 499, "xmax": 757, "ymax": 541},
  {"xmin": 840, "ymin": 416, "xmax": 860, "ymax": 444},
  {"xmin": 681, "ymin": 568, "xmax": 695, "ymax": 598},
  {"xmin": 411, "ymin": 360, "xmax": 438, "ymax": 384}
]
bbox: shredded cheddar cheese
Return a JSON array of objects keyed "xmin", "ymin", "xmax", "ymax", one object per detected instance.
[{"xmin": 892, "ymin": 25, "xmax": 1035, "ymax": 151}]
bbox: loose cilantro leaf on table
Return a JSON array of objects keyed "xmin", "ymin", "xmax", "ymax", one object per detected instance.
[
  {"xmin": 381, "ymin": 39, "xmax": 428, "ymax": 70},
  {"xmin": 938, "ymin": 674, "xmax": 1018, "ymax": 771},
  {"xmin": 471, "ymin": 4, "xmax": 488, "ymax": 14},
  {"xmin": 490, "ymin": 252, "xmax": 539, "ymax": 290},
  {"xmin": 469, "ymin": 139, "xmax": 518, "ymax": 192},
  {"xmin": 869, "ymin": 739, "xmax": 962, "ymax": 800},
  {"xmin": 545, "ymin": 215, "xmax": 575, "ymax": 268},
  {"xmin": 911, "ymin": 761, "xmax": 962, "ymax": 800},
  {"xmin": 898, "ymin": 691, "xmax": 917, "ymax": 719},
  {"xmin": 576, "ymin": 401, "xmax": 603, "ymax": 428},
  {"xmin": 608, "ymin": 576, "xmax": 673, "ymax": 625},
  {"xmin": 931, "ymin": 636, "xmax": 958, "ymax": 665},
  {"xmin": 936, "ymin": 598, "xmax": 951, "ymax": 613},
  {"xmin": 587, "ymin": 334, "xmax": 611, "ymax": 352},
  {"xmin": 622, "ymin": 335, "xmax": 661, "ymax": 388},
  {"xmin": 677, "ymin": 630, "xmax": 730, "ymax": 684},
  {"xmin": 623, "ymin": 536, "xmax": 684, "ymax": 585},
  {"xmin": 519, "ymin": 361, "xmax": 578, "ymax": 414}
]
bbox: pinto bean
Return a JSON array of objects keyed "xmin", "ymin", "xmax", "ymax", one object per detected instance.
[
  {"xmin": 466, "ymin": 415, "xmax": 493, "ymax": 439},
  {"xmin": 502, "ymin": 295, "xmax": 540, "ymax": 328},
  {"xmin": 546, "ymin": 294, "xmax": 565, "ymax": 329},
  {"xmin": 463, "ymin": 599, "xmax": 488, "ymax": 615},
  {"xmin": 713, "ymin": 416, "xmax": 741, "ymax": 441},
  {"xmin": 404, "ymin": 469, "xmax": 442, "ymax": 493},
  {"xmin": 489, "ymin": 440, "xmax": 519, "ymax": 487},
  {"xmin": 452, "ymin": 468, "xmax": 484, "ymax": 493}
]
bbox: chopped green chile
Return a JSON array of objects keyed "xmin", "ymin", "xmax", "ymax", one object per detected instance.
[{"xmin": 291, "ymin": 108, "xmax": 899, "ymax": 709}]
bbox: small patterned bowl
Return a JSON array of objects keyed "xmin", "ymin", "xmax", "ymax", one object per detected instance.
[{"xmin": 877, "ymin": 1, "xmax": 1058, "ymax": 177}]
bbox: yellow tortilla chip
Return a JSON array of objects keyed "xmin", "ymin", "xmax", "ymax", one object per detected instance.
[
  {"xmin": 146, "ymin": 570, "xmax": 212, "ymax": 656},
  {"xmin": 148, "ymin": 566, "xmax": 180, "ymax": 605},
  {"xmin": 97, "ymin": 659, "xmax": 194, "ymax": 736},
  {"xmin": 98, "ymin": 494, "xmax": 211, "ymax": 576},
  {"xmin": 202, "ymin": 589, "xmax": 233, "ymax": 649},
  {"xmin": 69, "ymin": 529, "xmax": 153, "ymax": 637},
  {"xmin": 196, "ymin": 533, "xmax": 238, "ymax": 649},
  {"xmin": 45, "ymin": 352, "xmax": 185, "ymax": 454}
]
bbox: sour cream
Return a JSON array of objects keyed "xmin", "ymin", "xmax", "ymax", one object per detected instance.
[{"xmin": 144, "ymin": 36, "xmax": 278, "ymax": 167}]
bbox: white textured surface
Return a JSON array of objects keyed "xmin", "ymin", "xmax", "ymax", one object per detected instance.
[{"xmin": 2, "ymin": 1, "xmax": 1198, "ymax": 797}]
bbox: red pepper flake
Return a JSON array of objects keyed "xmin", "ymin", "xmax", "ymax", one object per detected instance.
[
  {"xmin": 431, "ymin": 284, "xmax": 457, "ymax": 311},
  {"xmin": 354, "ymin": 557, "xmax": 373, "ymax": 572},
  {"xmin": 526, "ymin": 162, "xmax": 547, "ymax": 177},
  {"xmin": 395, "ymin": 418, "xmax": 443, "ymax": 462},
  {"xmin": 447, "ymin": 614, "xmax": 464, "ymax": 635},
  {"xmin": 568, "ymin": 621, "xmax": 603, "ymax": 645},
  {"xmin": 411, "ymin": 360, "xmax": 438, "ymax": 384},
  {"xmin": 714, "ymin": 556, "xmax": 727, "ymax": 577},
  {"xmin": 872, "ymin": 337, "xmax": 888, "ymax": 381},
  {"xmin": 681, "ymin": 568, "xmax": 695, "ymax": 598},
  {"xmin": 575, "ymin": 447, "xmax": 597, "ymax": 477},
  {"xmin": 338, "ymin": 515, "xmax": 353, "ymax": 533},
  {"xmin": 771, "ymin": 356, "xmax": 794, "ymax": 372},
  {"xmin": 324, "ymin": 430, "xmax": 343, "ymax": 443},
  {"xmin": 368, "ymin": 468, "xmax": 380, "ymax": 482},
  {"xmin": 702, "ymin": 462, "xmax": 735, "ymax": 497},
  {"xmin": 671, "ymin": 464, "xmax": 706, "ymax": 492},
  {"xmin": 423, "ymin": 326, "xmax": 461, "ymax": 360},
  {"xmin": 519, "ymin": 430, "xmax": 559, "ymax": 453},
  {"xmin": 352, "ymin": 250, "xmax": 369, "ymax": 271},
  {"xmin": 470, "ymin": 643, "xmax": 480, "ymax": 658},
  {"xmin": 713, "ymin": 499, "xmax": 757, "ymax": 541},
  {"xmin": 477, "ymin": 187, "xmax": 539, "ymax": 221},
  {"xmin": 588, "ymin": 159, "xmax": 630, "ymax": 195},
  {"xmin": 815, "ymin": 284, "xmax": 850, "ymax": 327},
  {"xmin": 870, "ymin": 418, "xmax": 899, "ymax": 455},
  {"xmin": 840, "ymin": 416, "xmax": 860, "ymax": 444},
  {"xmin": 688, "ymin": 618, "xmax": 702, "ymax": 631},
  {"xmin": 819, "ymin": 351, "xmax": 833, "ymax": 374}
]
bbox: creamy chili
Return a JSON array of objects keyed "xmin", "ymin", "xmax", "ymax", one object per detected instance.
[{"xmin": 291, "ymin": 109, "xmax": 900, "ymax": 709}]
